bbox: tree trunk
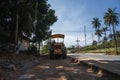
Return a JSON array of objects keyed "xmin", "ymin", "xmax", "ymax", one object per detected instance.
[
  {"xmin": 98, "ymin": 36, "xmax": 100, "ymax": 49},
  {"xmin": 97, "ymin": 36, "xmax": 100, "ymax": 45},
  {"xmin": 109, "ymin": 26, "xmax": 112, "ymax": 35},
  {"xmin": 105, "ymin": 31, "xmax": 106, "ymax": 38},
  {"xmin": 112, "ymin": 25, "xmax": 118, "ymax": 55},
  {"xmin": 38, "ymin": 42, "xmax": 41, "ymax": 55},
  {"xmin": 15, "ymin": 13, "xmax": 19, "ymax": 53}
]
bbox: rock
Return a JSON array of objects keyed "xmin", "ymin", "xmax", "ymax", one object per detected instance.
[
  {"xmin": 7, "ymin": 64, "xmax": 16, "ymax": 71},
  {"xmin": 71, "ymin": 58, "xmax": 79, "ymax": 63},
  {"xmin": 0, "ymin": 60, "xmax": 16, "ymax": 71}
]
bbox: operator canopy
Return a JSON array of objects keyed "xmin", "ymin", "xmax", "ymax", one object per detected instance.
[{"xmin": 51, "ymin": 34, "xmax": 65, "ymax": 38}]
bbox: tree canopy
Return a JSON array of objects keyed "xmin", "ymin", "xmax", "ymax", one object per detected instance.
[
  {"xmin": 103, "ymin": 8, "xmax": 119, "ymax": 54},
  {"xmin": 0, "ymin": 0, "xmax": 57, "ymax": 44}
]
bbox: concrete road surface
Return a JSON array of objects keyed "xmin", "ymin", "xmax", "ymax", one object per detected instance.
[
  {"xmin": 68, "ymin": 53, "xmax": 120, "ymax": 61},
  {"xmin": 68, "ymin": 53, "xmax": 120, "ymax": 79}
]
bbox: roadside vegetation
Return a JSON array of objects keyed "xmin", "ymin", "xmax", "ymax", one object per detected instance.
[
  {"xmin": 41, "ymin": 40, "xmax": 50, "ymax": 54},
  {"xmin": 79, "ymin": 47, "xmax": 120, "ymax": 54},
  {"xmin": 68, "ymin": 8, "xmax": 120, "ymax": 55},
  {"xmin": 68, "ymin": 40, "xmax": 120, "ymax": 55},
  {"xmin": 0, "ymin": 0, "xmax": 57, "ymax": 55},
  {"xmin": 79, "ymin": 46, "xmax": 120, "ymax": 55},
  {"xmin": 90, "ymin": 8, "xmax": 120, "ymax": 55}
]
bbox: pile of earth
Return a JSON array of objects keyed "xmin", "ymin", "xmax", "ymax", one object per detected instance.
[{"xmin": 0, "ymin": 52, "xmax": 42, "ymax": 80}]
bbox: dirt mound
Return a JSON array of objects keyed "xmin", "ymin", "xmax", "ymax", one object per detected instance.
[{"xmin": 0, "ymin": 53, "xmax": 41, "ymax": 80}]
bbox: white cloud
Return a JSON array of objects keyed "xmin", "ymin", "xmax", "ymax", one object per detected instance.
[
  {"xmin": 48, "ymin": 0, "xmax": 120, "ymax": 47},
  {"xmin": 63, "ymin": 32, "xmax": 97, "ymax": 47},
  {"xmin": 48, "ymin": 1, "xmax": 94, "ymax": 47}
]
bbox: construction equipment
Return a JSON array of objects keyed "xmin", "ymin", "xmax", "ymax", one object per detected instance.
[{"xmin": 49, "ymin": 34, "xmax": 67, "ymax": 59}]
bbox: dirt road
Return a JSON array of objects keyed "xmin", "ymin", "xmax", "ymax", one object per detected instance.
[
  {"xmin": 19, "ymin": 56, "xmax": 98, "ymax": 80},
  {"xmin": 1, "ymin": 53, "xmax": 110, "ymax": 80},
  {"xmin": 1, "ymin": 53, "xmax": 118, "ymax": 80}
]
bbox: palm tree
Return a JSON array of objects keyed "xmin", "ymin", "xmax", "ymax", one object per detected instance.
[
  {"xmin": 108, "ymin": 33, "xmax": 113, "ymax": 40},
  {"xmin": 116, "ymin": 31, "xmax": 120, "ymax": 38},
  {"xmin": 95, "ymin": 29, "xmax": 102, "ymax": 44},
  {"xmin": 103, "ymin": 8, "xmax": 119, "ymax": 54},
  {"xmin": 116, "ymin": 31, "xmax": 120, "ymax": 46},
  {"xmin": 102, "ymin": 26, "xmax": 108, "ymax": 38},
  {"xmin": 101, "ymin": 26, "xmax": 109, "ymax": 42},
  {"xmin": 92, "ymin": 18, "xmax": 102, "ymax": 44},
  {"xmin": 92, "ymin": 18, "xmax": 101, "ymax": 29}
]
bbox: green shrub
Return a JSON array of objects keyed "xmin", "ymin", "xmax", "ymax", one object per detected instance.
[
  {"xmin": 80, "ymin": 45, "xmax": 97, "ymax": 51},
  {"xmin": 27, "ymin": 45, "xmax": 39, "ymax": 56}
]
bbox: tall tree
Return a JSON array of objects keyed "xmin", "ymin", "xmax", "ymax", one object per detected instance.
[
  {"xmin": 116, "ymin": 31, "xmax": 120, "ymax": 40},
  {"xmin": 103, "ymin": 8, "xmax": 119, "ymax": 54},
  {"xmin": 33, "ymin": 0, "xmax": 57, "ymax": 54},
  {"xmin": 0, "ymin": 0, "xmax": 35, "ymax": 43},
  {"xmin": 95, "ymin": 29, "xmax": 103, "ymax": 44},
  {"xmin": 91, "ymin": 18, "xmax": 102, "ymax": 44},
  {"xmin": 101, "ymin": 26, "xmax": 109, "ymax": 42},
  {"xmin": 92, "ymin": 18, "xmax": 101, "ymax": 29},
  {"xmin": 0, "ymin": 0, "xmax": 57, "ymax": 54},
  {"xmin": 101, "ymin": 26, "xmax": 108, "ymax": 38},
  {"xmin": 92, "ymin": 40, "xmax": 97, "ymax": 46},
  {"xmin": 116, "ymin": 31, "xmax": 120, "ymax": 47}
]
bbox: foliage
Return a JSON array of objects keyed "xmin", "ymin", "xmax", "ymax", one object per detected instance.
[
  {"xmin": 67, "ymin": 45, "xmax": 75, "ymax": 50},
  {"xmin": 0, "ymin": 0, "xmax": 35, "ymax": 43},
  {"xmin": 41, "ymin": 40, "xmax": 50, "ymax": 54},
  {"xmin": 103, "ymin": 8, "xmax": 119, "ymax": 28},
  {"xmin": 80, "ymin": 39, "xmax": 120, "ymax": 54},
  {"xmin": 88, "ymin": 8, "xmax": 120, "ymax": 54},
  {"xmin": 102, "ymin": 37, "xmax": 108, "ymax": 42},
  {"xmin": 0, "ymin": 43, "xmax": 15, "ymax": 52},
  {"xmin": 80, "ymin": 47, "xmax": 120, "ymax": 55},
  {"xmin": 32, "ymin": 0, "xmax": 57, "ymax": 52},
  {"xmin": 103, "ymin": 8, "xmax": 119, "ymax": 54},
  {"xmin": 67, "ymin": 45, "xmax": 76, "ymax": 53},
  {"xmin": 91, "ymin": 18, "xmax": 101, "ymax": 29},
  {"xmin": 95, "ymin": 29, "xmax": 103, "ymax": 39},
  {"xmin": 27, "ymin": 45, "xmax": 39, "ymax": 56},
  {"xmin": 101, "ymin": 26, "xmax": 109, "ymax": 40},
  {"xmin": 0, "ymin": 0, "xmax": 57, "ymax": 47},
  {"xmin": 92, "ymin": 40, "xmax": 97, "ymax": 46},
  {"xmin": 91, "ymin": 18, "xmax": 102, "ymax": 44},
  {"xmin": 80, "ymin": 45, "xmax": 97, "ymax": 51}
]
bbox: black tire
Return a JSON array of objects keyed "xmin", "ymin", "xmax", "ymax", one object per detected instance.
[
  {"xmin": 50, "ymin": 52, "xmax": 54, "ymax": 59},
  {"xmin": 62, "ymin": 53, "xmax": 67, "ymax": 59},
  {"xmin": 62, "ymin": 49, "xmax": 67, "ymax": 59}
]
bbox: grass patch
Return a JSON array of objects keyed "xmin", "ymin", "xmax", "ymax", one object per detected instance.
[{"xmin": 78, "ymin": 47, "xmax": 120, "ymax": 55}]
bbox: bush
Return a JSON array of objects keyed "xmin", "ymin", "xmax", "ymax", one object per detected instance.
[
  {"xmin": 27, "ymin": 45, "xmax": 39, "ymax": 56},
  {"xmin": 80, "ymin": 45, "xmax": 97, "ymax": 51},
  {"xmin": 0, "ymin": 43, "xmax": 15, "ymax": 52}
]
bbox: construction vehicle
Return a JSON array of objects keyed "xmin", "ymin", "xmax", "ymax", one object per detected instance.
[{"xmin": 49, "ymin": 34, "xmax": 67, "ymax": 59}]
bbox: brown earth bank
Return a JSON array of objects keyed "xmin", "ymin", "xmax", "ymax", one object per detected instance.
[
  {"xmin": 0, "ymin": 53, "xmax": 42, "ymax": 80},
  {"xmin": 0, "ymin": 53, "xmax": 109, "ymax": 80}
]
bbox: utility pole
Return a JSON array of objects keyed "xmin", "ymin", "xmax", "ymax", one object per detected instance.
[
  {"xmin": 84, "ymin": 26, "xmax": 87, "ymax": 46},
  {"xmin": 92, "ymin": 32, "xmax": 94, "ymax": 41},
  {"xmin": 76, "ymin": 37, "xmax": 80, "ymax": 50}
]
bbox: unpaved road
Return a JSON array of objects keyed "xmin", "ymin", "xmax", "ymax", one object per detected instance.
[
  {"xmin": 0, "ymin": 53, "xmax": 110, "ymax": 80},
  {"xmin": 19, "ymin": 56, "xmax": 99, "ymax": 80}
]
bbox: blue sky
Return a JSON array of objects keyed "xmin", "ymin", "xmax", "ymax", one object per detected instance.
[{"xmin": 48, "ymin": 0, "xmax": 120, "ymax": 47}]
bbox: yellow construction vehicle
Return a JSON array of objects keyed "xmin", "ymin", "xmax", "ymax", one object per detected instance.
[{"xmin": 49, "ymin": 34, "xmax": 67, "ymax": 59}]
